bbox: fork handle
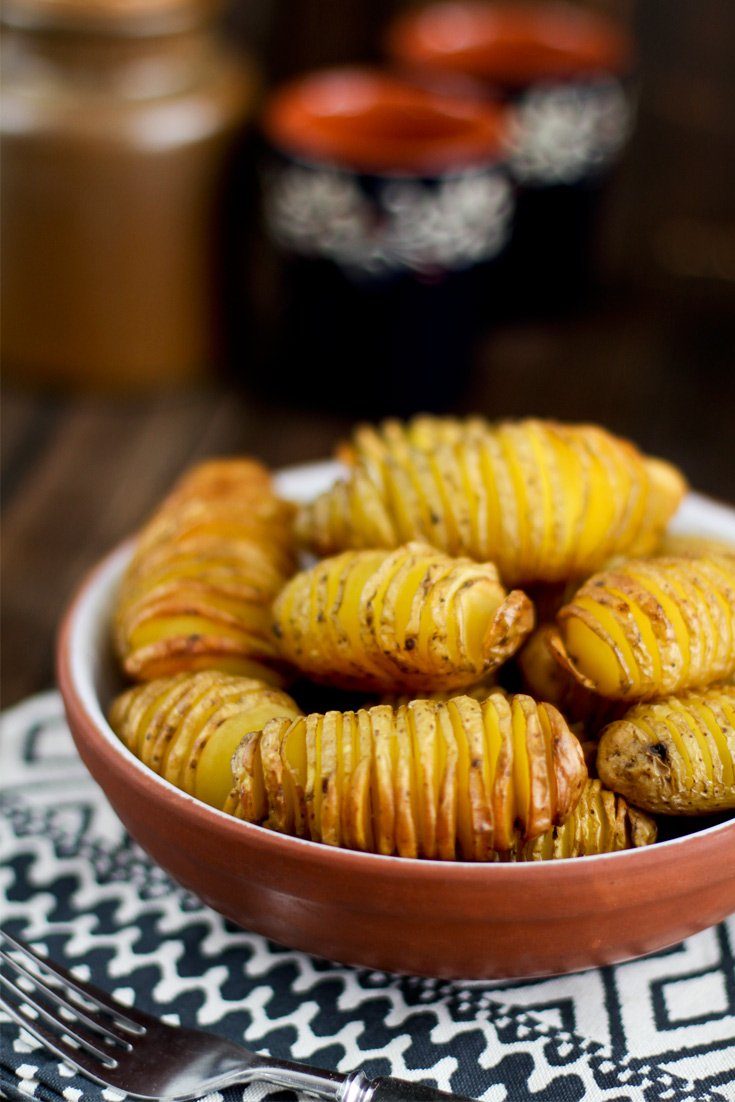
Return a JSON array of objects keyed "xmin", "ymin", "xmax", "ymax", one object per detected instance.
[{"xmin": 340, "ymin": 1070, "xmax": 476, "ymax": 1101}]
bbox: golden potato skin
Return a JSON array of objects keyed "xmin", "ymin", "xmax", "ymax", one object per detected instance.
[
  {"xmin": 231, "ymin": 691, "xmax": 587, "ymax": 859},
  {"xmin": 297, "ymin": 417, "xmax": 686, "ymax": 586},
  {"xmin": 109, "ymin": 671, "xmax": 302, "ymax": 811},
  {"xmin": 551, "ymin": 555, "xmax": 735, "ymax": 701},
  {"xmin": 272, "ymin": 542, "xmax": 534, "ymax": 693},
  {"xmin": 511, "ymin": 779, "xmax": 657, "ymax": 860},
  {"xmin": 114, "ymin": 458, "xmax": 296, "ymax": 684},
  {"xmin": 597, "ymin": 686, "xmax": 735, "ymax": 814}
]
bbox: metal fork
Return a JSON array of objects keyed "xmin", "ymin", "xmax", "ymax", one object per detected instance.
[{"xmin": 0, "ymin": 931, "xmax": 474, "ymax": 1101}]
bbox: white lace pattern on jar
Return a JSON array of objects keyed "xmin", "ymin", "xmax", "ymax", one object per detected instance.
[
  {"xmin": 264, "ymin": 164, "xmax": 513, "ymax": 276},
  {"xmin": 508, "ymin": 78, "xmax": 631, "ymax": 186}
]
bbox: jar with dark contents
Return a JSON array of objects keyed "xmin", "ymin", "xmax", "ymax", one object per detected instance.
[
  {"xmin": 387, "ymin": 1, "xmax": 635, "ymax": 316},
  {"xmin": 1, "ymin": 0, "xmax": 259, "ymax": 390},
  {"xmin": 257, "ymin": 67, "xmax": 514, "ymax": 416}
]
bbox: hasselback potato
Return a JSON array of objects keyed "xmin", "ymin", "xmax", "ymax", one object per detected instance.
[
  {"xmin": 230, "ymin": 692, "xmax": 587, "ymax": 859},
  {"xmin": 115, "ymin": 459, "xmax": 296, "ymax": 684},
  {"xmin": 551, "ymin": 555, "xmax": 735, "ymax": 700},
  {"xmin": 109, "ymin": 671, "xmax": 302, "ymax": 810},
  {"xmin": 297, "ymin": 417, "xmax": 686, "ymax": 585},
  {"xmin": 597, "ymin": 686, "xmax": 735, "ymax": 814},
  {"xmin": 272, "ymin": 542, "xmax": 534, "ymax": 692},
  {"xmin": 511, "ymin": 779, "xmax": 657, "ymax": 860}
]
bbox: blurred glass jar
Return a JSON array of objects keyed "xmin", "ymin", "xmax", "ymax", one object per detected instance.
[
  {"xmin": 387, "ymin": 1, "xmax": 635, "ymax": 313},
  {"xmin": 1, "ymin": 0, "xmax": 258, "ymax": 390},
  {"xmin": 257, "ymin": 67, "xmax": 514, "ymax": 415}
]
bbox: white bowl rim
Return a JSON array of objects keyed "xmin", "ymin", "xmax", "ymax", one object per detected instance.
[{"xmin": 62, "ymin": 459, "xmax": 735, "ymax": 874}]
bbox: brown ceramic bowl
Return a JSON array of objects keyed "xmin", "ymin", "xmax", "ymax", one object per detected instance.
[{"xmin": 57, "ymin": 462, "xmax": 735, "ymax": 980}]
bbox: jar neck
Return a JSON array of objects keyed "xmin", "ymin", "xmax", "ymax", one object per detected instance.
[{"xmin": 2, "ymin": 21, "xmax": 221, "ymax": 99}]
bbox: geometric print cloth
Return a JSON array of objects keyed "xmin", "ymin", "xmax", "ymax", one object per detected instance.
[{"xmin": 1, "ymin": 693, "xmax": 733, "ymax": 1102}]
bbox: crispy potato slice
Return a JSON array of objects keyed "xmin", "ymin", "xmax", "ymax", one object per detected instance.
[
  {"xmin": 348, "ymin": 710, "xmax": 375, "ymax": 853},
  {"xmin": 370, "ymin": 705, "xmax": 397, "ymax": 856},
  {"xmin": 281, "ymin": 716, "xmax": 308, "ymax": 838},
  {"xmin": 260, "ymin": 714, "xmax": 293, "ymax": 832},
  {"xmin": 318, "ymin": 712, "xmax": 341, "ymax": 847},
  {"xmin": 435, "ymin": 705, "xmax": 458, "ymax": 860},
  {"xmin": 408, "ymin": 700, "xmax": 440, "ymax": 859},
  {"xmin": 230, "ymin": 734, "xmax": 267, "ymax": 822},
  {"xmin": 450, "ymin": 696, "xmax": 495, "ymax": 860},
  {"xmin": 597, "ymin": 686, "xmax": 735, "ymax": 814},
  {"xmin": 304, "ymin": 714, "xmax": 322, "ymax": 843}
]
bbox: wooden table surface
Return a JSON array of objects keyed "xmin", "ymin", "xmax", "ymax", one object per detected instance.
[{"xmin": 3, "ymin": 285, "xmax": 733, "ymax": 708}]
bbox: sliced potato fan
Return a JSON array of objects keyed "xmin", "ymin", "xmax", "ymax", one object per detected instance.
[
  {"xmin": 114, "ymin": 458, "xmax": 296, "ymax": 684},
  {"xmin": 272, "ymin": 542, "xmax": 534, "ymax": 692},
  {"xmin": 597, "ymin": 685, "xmax": 735, "ymax": 814},
  {"xmin": 551, "ymin": 555, "xmax": 735, "ymax": 700},
  {"xmin": 231, "ymin": 692, "xmax": 587, "ymax": 859},
  {"xmin": 296, "ymin": 416, "xmax": 686, "ymax": 586},
  {"xmin": 109, "ymin": 671, "xmax": 302, "ymax": 811}
]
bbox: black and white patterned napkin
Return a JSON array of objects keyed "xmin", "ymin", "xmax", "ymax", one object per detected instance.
[{"xmin": 1, "ymin": 693, "xmax": 733, "ymax": 1102}]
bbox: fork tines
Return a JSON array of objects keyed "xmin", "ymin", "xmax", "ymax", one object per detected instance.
[{"xmin": 0, "ymin": 930, "xmax": 145, "ymax": 1082}]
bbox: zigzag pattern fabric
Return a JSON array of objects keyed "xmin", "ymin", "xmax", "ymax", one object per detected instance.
[{"xmin": 1, "ymin": 693, "xmax": 733, "ymax": 1102}]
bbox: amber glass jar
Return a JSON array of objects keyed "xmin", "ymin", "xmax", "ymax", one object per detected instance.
[{"xmin": 1, "ymin": 0, "xmax": 258, "ymax": 389}]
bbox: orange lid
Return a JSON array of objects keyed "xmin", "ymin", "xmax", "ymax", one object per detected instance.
[
  {"xmin": 387, "ymin": 2, "xmax": 633, "ymax": 91},
  {"xmin": 262, "ymin": 67, "xmax": 510, "ymax": 175}
]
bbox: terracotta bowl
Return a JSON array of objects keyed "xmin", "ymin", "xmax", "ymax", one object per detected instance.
[{"xmin": 57, "ymin": 462, "xmax": 735, "ymax": 980}]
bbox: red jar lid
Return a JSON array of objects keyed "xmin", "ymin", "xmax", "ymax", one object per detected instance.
[
  {"xmin": 262, "ymin": 67, "xmax": 510, "ymax": 175},
  {"xmin": 386, "ymin": 2, "xmax": 633, "ymax": 91}
]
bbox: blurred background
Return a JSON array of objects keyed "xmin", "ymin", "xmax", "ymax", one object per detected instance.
[{"xmin": 2, "ymin": 0, "xmax": 734, "ymax": 706}]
